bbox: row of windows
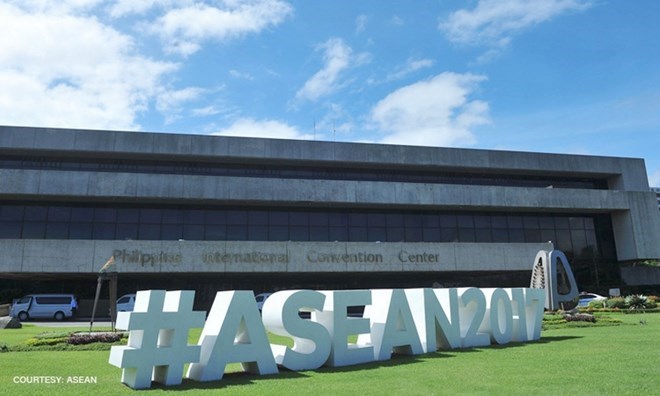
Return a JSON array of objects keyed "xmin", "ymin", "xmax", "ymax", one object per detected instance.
[
  {"xmin": 1, "ymin": 155, "xmax": 609, "ymax": 190},
  {"xmin": 0, "ymin": 203, "xmax": 615, "ymax": 261},
  {"xmin": 0, "ymin": 204, "xmax": 597, "ymax": 229}
]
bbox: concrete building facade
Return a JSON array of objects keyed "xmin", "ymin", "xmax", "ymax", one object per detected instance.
[{"xmin": 1, "ymin": 126, "xmax": 659, "ymax": 306}]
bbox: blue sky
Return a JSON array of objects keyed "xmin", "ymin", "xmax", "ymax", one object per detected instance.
[{"xmin": 1, "ymin": 0, "xmax": 659, "ymax": 186}]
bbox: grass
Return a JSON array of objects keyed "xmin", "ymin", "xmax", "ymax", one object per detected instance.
[{"xmin": 1, "ymin": 312, "xmax": 658, "ymax": 395}]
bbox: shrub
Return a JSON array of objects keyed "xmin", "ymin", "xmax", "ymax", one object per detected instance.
[
  {"xmin": 25, "ymin": 336, "xmax": 69, "ymax": 347},
  {"xmin": 17, "ymin": 331, "xmax": 126, "ymax": 351},
  {"xmin": 543, "ymin": 314, "xmax": 564, "ymax": 321},
  {"xmin": 563, "ymin": 313, "xmax": 596, "ymax": 323},
  {"xmin": 625, "ymin": 295, "xmax": 648, "ymax": 310},
  {"xmin": 542, "ymin": 314, "xmax": 566, "ymax": 327},
  {"xmin": 606, "ymin": 297, "xmax": 627, "ymax": 309},
  {"xmin": 587, "ymin": 300, "xmax": 606, "ymax": 309},
  {"xmin": 68, "ymin": 332, "xmax": 124, "ymax": 345},
  {"xmin": 34, "ymin": 331, "xmax": 71, "ymax": 339}
]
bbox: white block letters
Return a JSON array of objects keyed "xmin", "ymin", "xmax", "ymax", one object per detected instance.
[{"xmin": 110, "ymin": 287, "xmax": 545, "ymax": 389}]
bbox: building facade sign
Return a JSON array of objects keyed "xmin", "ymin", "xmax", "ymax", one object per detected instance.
[{"xmin": 3, "ymin": 240, "xmax": 552, "ymax": 273}]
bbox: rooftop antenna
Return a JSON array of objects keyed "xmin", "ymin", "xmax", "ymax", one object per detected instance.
[{"xmin": 313, "ymin": 120, "xmax": 316, "ymax": 141}]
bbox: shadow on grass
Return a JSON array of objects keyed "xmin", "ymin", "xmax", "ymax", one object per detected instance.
[
  {"xmin": 147, "ymin": 370, "xmax": 310, "ymax": 392},
  {"xmin": 482, "ymin": 335, "xmax": 582, "ymax": 351},
  {"xmin": 142, "ymin": 352, "xmax": 458, "ymax": 391},
  {"xmin": 537, "ymin": 335, "xmax": 583, "ymax": 343},
  {"xmin": 142, "ymin": 336, "xmax": 583, "ymax": 392}
]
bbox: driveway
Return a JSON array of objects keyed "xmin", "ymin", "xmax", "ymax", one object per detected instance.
[{"xmin": 27, "ymin": 319, "xmax": 113, "ymax": 328}]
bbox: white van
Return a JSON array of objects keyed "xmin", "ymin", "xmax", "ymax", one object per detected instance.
[{"xmin": 9, "ymin": 294, "xmax": 77, "ymax": 321}]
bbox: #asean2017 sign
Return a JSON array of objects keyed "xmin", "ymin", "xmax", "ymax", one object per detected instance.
[{"xmin": 109, "ymin": 287, "xmax": 545, "ymax": 389}]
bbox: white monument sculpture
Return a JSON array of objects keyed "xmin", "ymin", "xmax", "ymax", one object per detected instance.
[
  {"xmin": 108, "ymin": 249, "xmax": 582, "ymax": 389},
  {"xmin": 110, "ymin": 286, "xmax": 545, "ymax": 389}
]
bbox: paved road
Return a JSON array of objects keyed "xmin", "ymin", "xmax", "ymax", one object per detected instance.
[{"xmin": 27, "ymin": 319, "xmax": 113, "ymax": 328}]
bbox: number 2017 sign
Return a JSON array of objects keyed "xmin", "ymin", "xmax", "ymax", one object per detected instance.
[{"xmin": 110, "ymin": 287, "xmax": 545, "ymax": 389}]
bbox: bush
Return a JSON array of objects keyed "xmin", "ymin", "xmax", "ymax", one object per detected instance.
[
  {"xmin": 587, "ymin": 300, "xmax": 606, "ymax": 309},
  {"xmin": 20, "ymin": 331, "xmax": 125, "ymax": 350},
  {"xmin": 625, "ymin": 295, "xmax": 648, "ymax": 310},
  {"xmin": 34, "ymin": 331, "xmax": 71, "ymax": 339},
  {"xmin": 68, "ymin": 332, "xmax": 124, "ymax": 345},
  {"xmin": 563, "ymin": 313, "xmax": 596, "ymax": 323},
  {"xmin": 606, "ymin": 297, "xmax": 627, "ymax": 309},
  {"xmin": 25, "ymin": 336, "xmax": 70, "ymax": 347}
]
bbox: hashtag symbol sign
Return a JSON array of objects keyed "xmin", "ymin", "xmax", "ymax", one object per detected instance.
[{"xmin": 109, "ymin": 290, "xmax": 206, "ymax": 389}]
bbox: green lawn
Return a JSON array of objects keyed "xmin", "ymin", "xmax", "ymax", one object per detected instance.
[{"xmin": 1, "ymin": 313, "xmax": 658, "ymax": 395}]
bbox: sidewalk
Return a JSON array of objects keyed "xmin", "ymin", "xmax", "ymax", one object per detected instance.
[{"xmin": 29, "ymin": 319, "xmax": 113, "ymax": 328}]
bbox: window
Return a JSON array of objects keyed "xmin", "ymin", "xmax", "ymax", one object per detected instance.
[
  {"xmin": 23, "ymin": 222, "xmax": 46, "ymax": 238},
  {"xmin": 93, "ymin": 223, "xmax": 115, "ymax": 239},
  {"xmin": 46, "ymin": 223, "xmax": 69, "ymax": 239},
  {"xmin": 0, "ymin": 222, "xmax": 21, "ymax": 238},
  {"xmin": 71, "ymin": 207, "xmax": 94, "ymax": 222},
  {"xmin": 0, "ymin": 202, "xmax": 615, "ymax": 264},
  {"xmin": 0, "ymin": 205, "xmax": 23, "ymax": 221},
  {"xmin": 48, "ymin": 207, "xmax": 70, "ymax": 222},
  {"xmin": 289, "ymin": 212, "xmax": 308, "ymax": 226},
  {"xmin": 140, "ymin": 209, "xmax": 161, "ymax": 224},
  {"xmin": 117, "ymin": 208, "xmax": 139, "ymax": 223},
  {"xmin": 161, "ymin": 224, "xmax": 183, "ymax": 240},
  {"xmin": 116, "ymin": 224, "xmax": 139, "ymax": 240},
  {"xmin": 249, "ymin": 211, "xmax": 268, "ymax": 225},
  {"xmin": 139, "ymin": 224, "xmax": 160, "ymax": 240},
  {"xmin": 1, "ymin": 154, "xmax": 609, "ymax": 189},
  {"xmin": 25, "ymin": 206, "xmax": 48, "ymax": 221},
  {"xmin": 35, "ymin": 296, "xmax": 71, "ymax": 304},
  {"xmin": 94, "ymin": 208, "xmax": 116, "ymax": 222}
]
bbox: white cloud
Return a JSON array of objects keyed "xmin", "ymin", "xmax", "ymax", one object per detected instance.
[
  {"xmin": 147, "ymin": 0, "xmax": 293, "ymax": 56},
  {"xmin": 315, "ymin": 103, "xmax": 355, "ymax": 138},
  {"xmin": 156, "ymin": 87, "xmax": 206, "ymax": 123},
  {"xmin": 156, "ymin": 87, "xmax": 205, "ymax": 112},
  {"xmin": 229, "ymin": 69, "xmax": 254, "ymax": 80},
  {"xmin": 391, "ymin": 15, "xmax": 404, "ymax": 26},
  {"xmin": 109, "ymin": 0, "xmax": 167, "ymax": 17},
  {"xmin": 355, "ymin": 14, "xmax": 368, "ymax": 34},
  {"xmin": 5, "ymin": 0, "xmax": 103, "ymax": 14},
  {"xmin": 192, "ymin": 106, "xmax": 222, "ymax": 117},
  {"xmin": 370, "ymin": 72, "xmax": 490, "ymax": 147},
  {"xmin": 0, "ymin": 3, "xmax": 176, "ymax": 130},
  {"xmin": 440, "ymin": 0, "xmax": 591, "ymax": 47},
  {"xmin": 386, "ymin": 58, "xmax": 435, "ymax": 82},
  {"xmin": 295, "ymin": 38, "xmax": 369, "ymax": 103},
  {"xmin": 212, "ymin": 118, "xmax": 313, "ymax": 140}
]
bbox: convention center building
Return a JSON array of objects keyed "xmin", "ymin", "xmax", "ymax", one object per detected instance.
[{"xmin": 1, "ymin": 125, "xmax": 659, "ymax": 308}]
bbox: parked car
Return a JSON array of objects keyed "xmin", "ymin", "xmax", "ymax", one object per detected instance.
[
  {"xmin": 578, "ymin": 292, "xmax": 607, "ymax": 307},
  {"xmin": 255, "ymin": 292, "xmax": 272, "ymax": 312},
  {"xmin": 116, "ymin": 293, "xmax": 136, "ymax": 312},
  {"xmin": 9, "ymin": 294, "xmax": 77, "ymax": 321}
]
